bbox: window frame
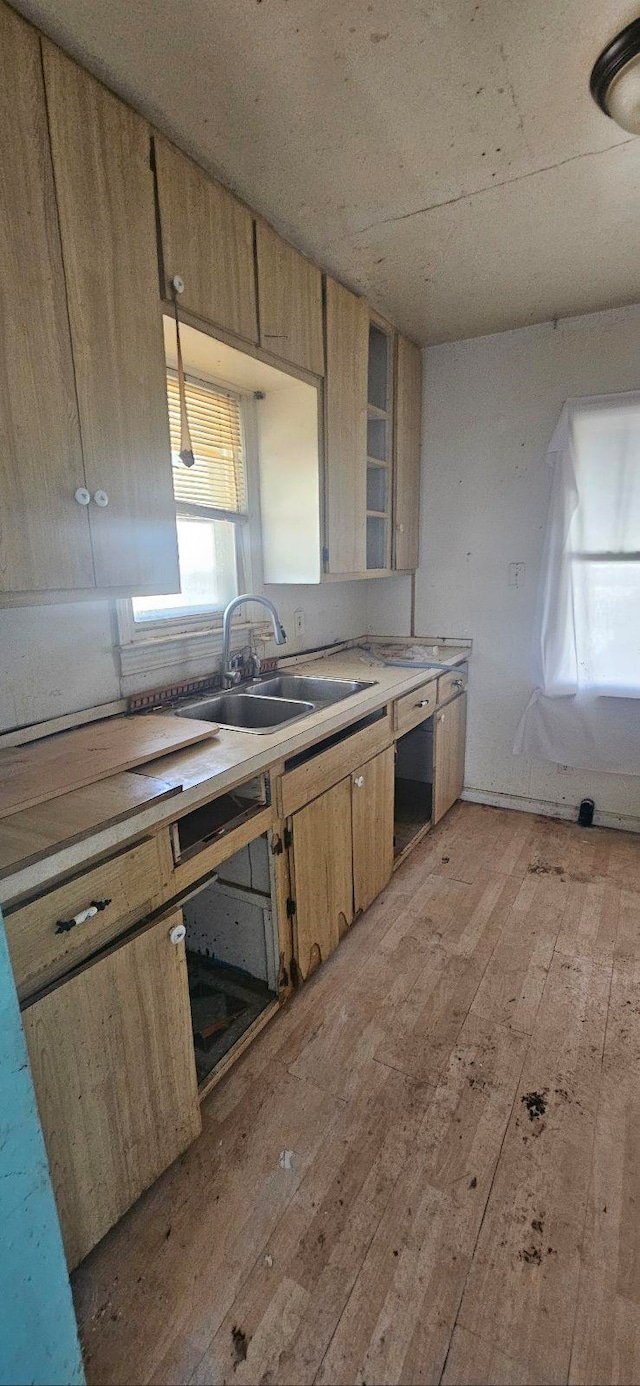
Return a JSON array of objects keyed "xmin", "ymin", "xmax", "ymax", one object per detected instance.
[
  {"xmin": 116, "ymin": 378, "xmax": 266, "ymax": 685},
  {"xmin": 566, "ymin": 398, "xmax": 640, "ymax": 698}
]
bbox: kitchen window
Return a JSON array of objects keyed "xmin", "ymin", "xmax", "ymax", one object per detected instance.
[
  {"xmin": 515, "ymin": 391, "xmax": 640, "ymax": 773},
  {"xmin": 569, "ymin": 400, "xmax": 640, "ymax": 697},
  {"xmin": 117, "ymin": 371, "xmax": 258, "ymax": 686},
  {"xmin": 132, "ymin": 371, "xmax": 248, "ymax": 623}
]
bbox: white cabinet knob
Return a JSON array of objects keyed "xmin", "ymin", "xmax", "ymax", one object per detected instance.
[
  {"xmin": 74, "ymin": 487, "xmax": 91, "ymax": 506},
  {"xmin": 93, "ymin": 490, "xmax": 109, "ymax": 507},
  {"xmin": 171, "ymin": 274, "xmax": 185, "ymax": 295},
  {"xmin": 169, "ymin": 922, "xmax": 186, "ymax": 945},
  {"xmin": 354, "ymin": 775, "xmax": 365, "ymax": 788}
]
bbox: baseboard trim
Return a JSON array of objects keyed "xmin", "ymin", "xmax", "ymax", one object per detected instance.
[{"xmin": 461, "ymin": 787, "xmax": 640, "ymax": 836}]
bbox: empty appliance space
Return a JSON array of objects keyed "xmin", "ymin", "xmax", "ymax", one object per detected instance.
[
  {"xmin": 171, "ymin": 779, "xmax": 267, "ymax": 864},
  {"xmin": 182, "ymin": 833, "xmax": 278, "ymax": 1084},
  {"xmin": 394, "ymin": 717, "xmax": 434, "ymax": 858}
]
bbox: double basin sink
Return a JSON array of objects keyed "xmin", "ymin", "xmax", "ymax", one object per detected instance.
[{"xmin": 176, "ymin": 674, "xmax": 377, "ymax": 734}]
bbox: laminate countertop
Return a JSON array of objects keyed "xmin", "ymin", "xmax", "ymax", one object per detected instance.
[{"xmin": 0, "ymin": 640, "xmax": 469, "ymax": 906}]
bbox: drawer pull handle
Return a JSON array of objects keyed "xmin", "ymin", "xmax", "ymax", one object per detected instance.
[
  {"xmin": 54, "ymin": 898, "xmax": 112, "ymax": 934},
  {"xmin": 415, "ymin": 699, "xmax": 431, "ymax": 708},
  {"xmin": 353, "ymin": 775, "xmax": 365, "ymax": 788},
  {"xmin": 452, "ymin": 678, "xmax": 465, "ymax": 689},
  {"xmin": 169, "ymin": 922, "xmax": 187, "ymax": 946}
]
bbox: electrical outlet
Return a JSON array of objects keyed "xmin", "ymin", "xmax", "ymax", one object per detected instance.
[
  {"xmin": 293, "ymin": 607, "xmax": 305, "ymax": 638},
  {"xmin": 508, "ymin": 562, "xmax": 525, "ymax": 588}
]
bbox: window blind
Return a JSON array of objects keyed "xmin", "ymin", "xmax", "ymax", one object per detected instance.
[{"xmin": 166, "ymin": 372, "xmax": 247, "ymax": 515}]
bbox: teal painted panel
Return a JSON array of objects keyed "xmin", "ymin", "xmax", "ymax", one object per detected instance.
[{"xmin": 0, "ymin": 911, "xmax": 84, "ymax": 1386}]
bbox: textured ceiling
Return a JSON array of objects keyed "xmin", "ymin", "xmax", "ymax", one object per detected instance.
[{"xmin": 14, "ymin": 0, "xmax": 640, "ymax": 344}]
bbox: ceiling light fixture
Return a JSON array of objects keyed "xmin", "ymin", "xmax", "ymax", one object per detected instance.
[{"xmin": 590, "ymin": 17, "xmax": 640, "ymax": 133}]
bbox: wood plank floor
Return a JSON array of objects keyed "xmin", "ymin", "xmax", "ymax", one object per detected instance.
[{"xmin": 72, "ymin": 802, "xmax": 640, "ymax": 1386}]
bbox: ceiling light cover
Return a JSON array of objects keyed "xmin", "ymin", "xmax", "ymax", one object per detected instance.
[{"xmin": 590, "ymin": 17, "xmax": 640, "ymax": 133}]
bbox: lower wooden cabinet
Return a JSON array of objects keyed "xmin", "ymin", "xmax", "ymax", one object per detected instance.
[
  {"xmin": 290, "ymin": 777, "xmax": 354, "ymax": 983},
  {"xmin": 352, "ymin": 746, "xmax": 395, "ymax": 914},
  {"xmin": 289, "ymin": 747, "xmax": 394, "ymax": 982},
  {"xmin": 433, "ymin": 692, "xmax": 467, "ymax": 825},
  {"xmin": 22, "ymin": 908, "xmax": 201, "ymax": 1269}
]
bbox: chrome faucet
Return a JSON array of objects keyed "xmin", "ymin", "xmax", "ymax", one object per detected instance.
[{"xmin": 222, "ymin": 594, "xmax": 287, "ymax": 687}]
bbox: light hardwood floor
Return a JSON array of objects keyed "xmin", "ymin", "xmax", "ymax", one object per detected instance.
[{"xmin": 72, "ymin": 802, "xmax": 640, "ymax": 1386}]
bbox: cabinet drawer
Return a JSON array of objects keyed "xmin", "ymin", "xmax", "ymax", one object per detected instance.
[
  {"xmin": 6, "ymin": 833, "xmax": 170, "ymax": 1001},
  {"xmin": 280, "ymin": 711, "xmax": 393, "ymax": 818},
  {"xmin": 169, "ymin": 805, "xmax": 274, "ymax": 895},
  {"xmin": 437, "ymin": 667, "xmax": 468, "ymax": 705},
  {"xmin": 394, "ymin": 679, "xmax": 437, "ymax": 736}
]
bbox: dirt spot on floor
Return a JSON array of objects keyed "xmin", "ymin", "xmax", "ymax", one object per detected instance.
[
  {"xmin": 528, "ymin": 862, "xmax": 565, "ymax": 876},
  {"xmin": 519, "ymin": 1245, "xmax": 543, "ymax": 1264},
  {"xmin": 232, "ymin": 1326, "xmax": 248, "ymax": 1365},
  {"xmin": 521, "ymin": 1090, "xmax": 547, "ymax": 1121}
]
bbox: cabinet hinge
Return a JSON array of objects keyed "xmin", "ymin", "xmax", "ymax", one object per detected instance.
[
  {"xmin": 272, "ymin": 827, "xmax": 292, "ymax": 855},
  {"xmin": 286, "ymin": 898, "xmax": 296, "ymax": 918}
]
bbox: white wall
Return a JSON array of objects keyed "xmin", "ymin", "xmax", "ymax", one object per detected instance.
[
  {"xmin": 368, "ymin": 303, "xmax": 640, "ymax": 826},
  {"xmin": 0, "ymin": 603, "xmax": 120, "ymax": 733},
  {"xmin": 0, "ymin": 582, "xmax": 367, "ymax": 734}
]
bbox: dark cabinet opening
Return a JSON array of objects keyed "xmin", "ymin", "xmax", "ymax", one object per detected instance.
[
  {"xmin": 182, "ymin": 833, "xmax": 277, "ymax": 1085},
  {"xmin": 394, "ymin": 717, "xmax": 434, "ymax": 860}
]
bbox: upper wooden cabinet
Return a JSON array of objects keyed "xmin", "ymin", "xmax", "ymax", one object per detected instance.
[
  {"xmin": 0, "ymin": 5, "xmax": 92, "ymax": 596},
  {"xmin": 324, "ymin": 278, "xmax": 369, "ymax": 574},
  {"xmin": 0, "ymin": 1, "xmax": 420, "ymax": 601},
  {"xmin": 255, "ymin": 221, "xmax": 324, "ymax": 376},
  {"xmin": 42, "ymin": 43, "xmax": 179, "ymax": 594},
  {"xmin": 154, "ymin": 137, "xmax": 258, "ymax": 344},
  {"xmin": 366, "ymin": 314, "xmax": 395, "ymax": 571},
  {"xmin": 394, "ymin": 335, "xmax": 423, "ymax": 572}
]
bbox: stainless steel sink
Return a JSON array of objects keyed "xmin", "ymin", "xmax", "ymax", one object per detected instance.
[
  {"xmin": 176, "ymin": 693, "xmax": 314, "ymax": 733},
  {"xmin": 249, "ymin": 674, "xmax": 375, "ymax": 704},
  {"xmin": 175, "ymin": 672, "xmax": 377, "ymax": 735}
]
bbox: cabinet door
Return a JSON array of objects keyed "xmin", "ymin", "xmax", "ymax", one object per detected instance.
[
  {"xmin": 42, "ymin": 43, "xmax": 179, "ymax": 594},
  {"xmin": 291, "ymin": 778, "xmax": 353, "ymax": 982},
  {"xmin": 22, "ymin": 909, "xmax": 201, "ymax": 1270},
  {"xmin": 255, "ymin": 221, "xmax": 324, "ymax": 375},
  {"xmin": 352, "ymin": 747, "xmax": 395, "ymax": 914},
  {"xmin": 433, "ymin": 692, "xmax": 467, "ymax": 825},
  {"xmin": 155, "ymin": 136, "xmax": 257, "ymax": 344},
  {"xmin": 394, "ymin": 335, "xmax": 422, "ymax": 572},
  {"xmin": 324, "ymin": 278, "xmax": 369, "ymax": 574},
  {"xmin": 0, "ymin": 4, "xmax": 92, "ymax": 595}
]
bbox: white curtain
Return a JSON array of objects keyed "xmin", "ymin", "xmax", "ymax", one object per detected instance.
[{"xmin": 515, "ymin": 392, "xmax": 640, "ymax": 774}]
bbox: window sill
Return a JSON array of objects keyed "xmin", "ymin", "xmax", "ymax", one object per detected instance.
[{"xmin": 117, "ymin": 618, "xmax": 272, "ymax": 692}]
